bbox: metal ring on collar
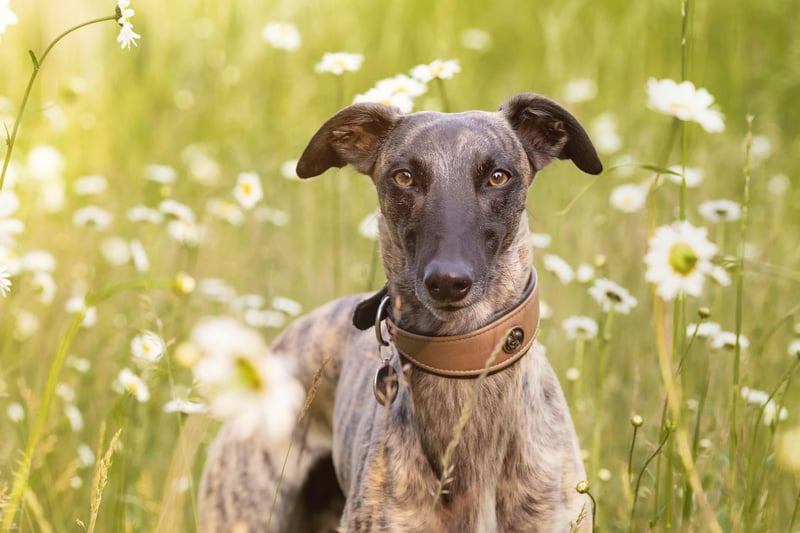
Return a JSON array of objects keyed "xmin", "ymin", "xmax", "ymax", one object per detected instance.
[{"xmin": 375, "ymin": 295, "xmax": 391, "ymax": 347}]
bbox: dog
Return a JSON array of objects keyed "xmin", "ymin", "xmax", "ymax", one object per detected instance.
[{"xmin": 199, "ymin": 92, "xmax": 602, "ymax": 532}]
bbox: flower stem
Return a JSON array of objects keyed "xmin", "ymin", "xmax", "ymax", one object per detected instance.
[
  {"xmin": 0, "ymin": 15, "xmax": 117, "ymax": 192},
  {"xmin": 590, "ymin": 309, "xmax": 614, "ymax": 486}
]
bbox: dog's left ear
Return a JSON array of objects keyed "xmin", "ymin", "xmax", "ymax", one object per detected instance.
[
  {"xmin": 499, "ymin": 93, "xmax": 603, "ymax": 175},
  {"xmin": 296, "ymin": 103, "xmax": 401, "ymax": 178}
]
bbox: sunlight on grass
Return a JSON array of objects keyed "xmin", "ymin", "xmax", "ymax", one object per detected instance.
[{"xmin": 1, "ymin": 0, "xmax": 799, "ymax": 530}]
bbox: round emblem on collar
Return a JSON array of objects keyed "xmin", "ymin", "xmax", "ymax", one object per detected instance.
[{"xmin": 503, "ymin": 327, "xmax": 525, "ymax": 354}]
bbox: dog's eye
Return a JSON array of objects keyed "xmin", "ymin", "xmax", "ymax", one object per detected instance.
[
  {"xmin": 488, "ymin": 170, "xmax": 511, "ymax": 187},
  {"xmin": 392, "ymin": 170, "xmax": 414, "ymax": 187}
]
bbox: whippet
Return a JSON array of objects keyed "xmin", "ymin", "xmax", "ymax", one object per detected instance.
[{"xmin": 199, "ymin": 92, "xmax": 602, "ymax": 532}]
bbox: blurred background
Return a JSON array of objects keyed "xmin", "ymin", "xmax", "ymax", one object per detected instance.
[{"xmin": 1, "ymin": 0, "xmax": 799, "ymax": 530}]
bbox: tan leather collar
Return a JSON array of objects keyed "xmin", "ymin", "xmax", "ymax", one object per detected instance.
[{"xmin": 387, "ymin": 270, "xmax": 540, "ymax": 378}]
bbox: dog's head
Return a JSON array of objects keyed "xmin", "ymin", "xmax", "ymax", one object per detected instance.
[{"xmin": 297, "ymin": 93, "xmax": 601, "ymax": 331}]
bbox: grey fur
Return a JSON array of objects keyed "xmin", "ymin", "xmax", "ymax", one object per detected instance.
[{"xmin": 199, "ymin": 93, "xmax": 601, "ymax": 532}]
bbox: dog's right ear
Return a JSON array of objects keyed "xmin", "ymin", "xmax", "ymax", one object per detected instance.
[{"xmin": 296, "ymin": 103, "xmax": 401, "ymax": 178}]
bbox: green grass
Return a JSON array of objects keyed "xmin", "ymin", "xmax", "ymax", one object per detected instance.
[{"xmin": 1, "ymin": 0, "xmax": 799, "ymax": 531}]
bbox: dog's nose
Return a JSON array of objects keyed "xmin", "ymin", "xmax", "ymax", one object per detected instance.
[{"xmin": 423, "ymin": 262, "xmax": 473, "ymax": 303}]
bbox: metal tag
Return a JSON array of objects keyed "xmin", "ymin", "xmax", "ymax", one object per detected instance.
[{"xmin": 372, "ymin": 362, "xmax": 399, "ymax": 406}]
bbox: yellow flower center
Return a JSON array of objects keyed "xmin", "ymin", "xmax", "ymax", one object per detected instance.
[
  {"xmin": 234, "ymin": 356, "xmax": 263, "ymax": 391},
  {"xmin": 669, "ymin": 242, "xmax": 698, "ymax": 275}
]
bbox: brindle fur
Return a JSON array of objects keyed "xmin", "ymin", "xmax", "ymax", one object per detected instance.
[{"xmin": 199, "ymin": 93, "xmax": 602, "ymax": 532}]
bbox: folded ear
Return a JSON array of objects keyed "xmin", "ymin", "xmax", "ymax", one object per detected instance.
[
  {"xmin": 498, "ymin": 93, "xmax": 603, "ymax": 175},
  {"xmin": 296, "ymin": 103, "xmax": 402, "ymax": 178}
]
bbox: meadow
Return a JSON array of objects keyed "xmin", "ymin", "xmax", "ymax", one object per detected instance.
[{"xmin": 1, "ymin": 0, "xmax": 799, "ymax": 531}]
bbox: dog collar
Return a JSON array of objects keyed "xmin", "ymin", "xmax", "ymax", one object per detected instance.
[{"xmin": 354, "ymin": 270, "xmax": 540, "ymax": 378}]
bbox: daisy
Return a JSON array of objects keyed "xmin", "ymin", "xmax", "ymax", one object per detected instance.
[
  {"xmin": 315, "ymin": 52, "xmax": 364, "ymax": 75},
  {"xmin": 789, "ymin": 339, "xmax": 800, "ymax": 359},
  {"xmin": 27, "ymin": 144, "xmax": 65, "ymax": 181},
  {"xmin": 65, "ymin": 296, "xmax": 97, "ymax": 328},
  {"xmin": 767, "ymin": 174, "xmax": 790, "ymax": 196},
  {"xmin": 261, "ymin": 21, "xmax": 301, "ymax": 51},
  {"xmin": 610, "ymin": 183, "xmax": 647, "ymax": 213},
  {"xmin": 234, "ymin": 172, "xmax": 263, "ymax": 210},
  {"xmin": 358, "ymin": 210, "xmax": 379, "ymax": 240},
  {"xmin": 116, "ymin": 0, "xmax": 141, "ymax": 50},
  {"xmin": 159, "ymin": 199, "xmax": 196, "ymax": 223},
  {"xmin": 131, "ymin": 330, "xmax": 165, "ymax": 364},
  {"xmin": 0, "ymin": 189, "xmax": 20, "ymax": 217},
  {"xmin": 6, "ymin": 402, "xmax": 24, "ymax": 423},
  {"xmin": 591, "ymin": 113, "xmax": 623, "ymax": 154},
  {"xmin": 562, "ymin": 78, "xmax": 597, "ymax": 104},
  {"xmin": 665, "ymin": 165, "xmax": 704, "ymax": 188},
  {"xmin": 113, "ymin": 368, "xmax": 150, "ymax": 402},
  {"xmin": 575, "ymin": 263, "xmax": 595, "ymax": 284},
  {"xmin": 698, "ymin": 199, "xmax": 741, "ymax": 223},
  {"xmin": 375, "ymin": 75, "xmax": 428, "ymax": 98},
  {"xmin": 280, "ymin": 160, "xmax": 299, "ymax": 179},
  {"xmin": 561, "ymin": 316, "xmax": 599, "ymax": 340},
  {"xmin": 529, "ymin": 233, "xmax": 552, "ymax": 249},
  {"xmin": 127, "ymin": 205, "xmax": 164, "ymax": 224},
  {"xmin": 410, "ymin": 59, "xmax": 461, "ymax": 83},
  {"xmin": 0, "ymin": 0, "xmax": 18, "ymax": 35},
  {"xmin": 31, "ymin": 272, "xmax": 56, "ymax": 304},
  {"xmin": 646, "ymin": 78, "xmax": 725, "ymax": 133},
  {"xmin": 253, "ymin": 206, "xmax": 289, "ymax": 227},
  {"xmin": 0, "ymin": 264, "xmax": 10, "ymax": 297},
  {"xmin": 460, "ymin": 28, "xmax": 492, "ymax": 51},
  {"xmin": 198, "ymin": 278, "xmax": 236, "ymax": 303},
  {"xmin": 190, "ymin": 317, "xmax": 304, "ymax": 440},
  {"xmin": 711, "ymin": 331, "xmax": 750, "ymax": 351},
  {"xmin": 644, "ymin": 221, "xmax": 729, "ymax": 301},
  {"xmin": 163, "ymin": 398, "xmax": 207, "ymax": 415},
  {"xmin": 73, "ymin": 175, "xmax": 108, "ymax": 196},
  {"xmin": 542, "ymin": 254, "xmax": 574, "ymax": 284},
  {"xmin": 21, "ymin": 250, "xmax": 57, "ymax": 272},
  {"xmin": 686, "ymin": 321, "xmax": 722, "ymax": 340},
  {"xmin": 207, "ymin": 198, "xmax": 245, "ymax": 226},
  {"xmin": 72, "ymin": 206, "xmax": 113, "ymax": 229},
  {"xmin": 589, "ymin": 278, "xmax": 638, "ymax": 314},
  {"xmin": 271, "ymin": 296, "xmax": 302, "ymax": 316},
  {"xmin": 243, "ymin": 309, "xmax": 287, "ymax": 329},
  {"xmin": 145, "ymin": 164, "xmax": 177, "ymax": 184},
  {"xmin": 353, "ymin": 87, "xmax": 414, "ymax": 114},
  {"xmin": 167, "ymin": 220, "xmax": 204, "ymax": 247},
  {"xmin": 129, "ymin": 239, "xmax": 149, "ymax": 272},
  {"xmin": 174, "ymin": 272, "xmax": 196, "ymax": 294}
]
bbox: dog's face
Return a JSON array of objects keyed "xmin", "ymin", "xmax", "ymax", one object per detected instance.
[{"xmin": 297, "ymin": 93, "xmax": 601, "ymax": 325}]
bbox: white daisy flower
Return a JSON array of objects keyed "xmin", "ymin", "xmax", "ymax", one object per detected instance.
[
  {"xmin": 27, "ymin": 144, "xmax": 65, "ymax": 181},
  {"xmin": 167, "ymin": 220, "xmax": 204, "ymax": 247},
  {"xmin": 698, "ymin": 199, "xmax": 741, "ymax": 223},
  {"xmin": 375, "ymin": 74, "xmax": 428, "ymax": 98},
  {"xmin": 788, "ymin": 339, "xmax": 800, "ymax": 359},
  {"xmin": 77, "ymin": 444, "xmax": 95, "ymax": 468},
  {"xmin": 539, "ymin": 300, "xmax": 553, "ymax": 319},
  {"xmin": 65, "ymin": 404, "xmax": 84, "ymax": 432},
  {"xmin": 646, "ymin": 78, "xmax": 725, "ymax": 133},
  {"xmin": 198, "ymin": 278, "xmax": 237, "ymax": 303},
  {"xmin": 711, "ymin": 331, "xmax": 750, "ymax": 351},
  {"xmin": 159, "ymin": 199, "xmax": 196, "ymax": 223},
  {"xmin": 131, "ymin": 330, "xmax": 166, "ymax": 365},
  {"xmin": 644, "ymin": 221, "xmax": 728, "ymax": 301},
  {"xmin": 748, "ymin": 134, "xmax": 772, "ymax": 164},
  {"xmin": 410, "ymin": 59, "xmax": 461, "ymax": 82},
  {"xmin": 271, "ymin": 296, "xmax": 302, "ymax": 316},
  {"xmin": 590, "ymin": 113, "xmax": 623, "ymax": 154},
  {"xmin": 665, "ymin": 165, "xmax": 704, "ymax": 188},
  {"xmin": 232, "ymin": 294, "xmax": 265, "ymax": 312},
  {"xmin": 358, "ymin": 210, "xmax": 380, "ymax": 240},
  {"xmin": 353, "ymin": 87, "xmax": 414, "ymax": 114},
  {"xmin": 460, "ymin": 28, "xmax": 492, "ymax": 51},
  {"xmin": 561, "ymin": 316, "xmax": 599, "ymax": 340},
  {"xmin": 127, "ymin": 205, "xmax": 164, "ymax": 224},
  {"xmin": 610, "ymin": 183, "xmax": 647, "ymax": 213},
  {"xmin": 175, "ymin": 272, "xmax": 196, "ymax": 295},
  {"xmin": 31, "ymin": 272, "xmax": 56, "ymax": 304},
  {"xmin": 565, "ymin": 367, "xmax": 580, "ymax": 382},
  {"xmin": 575, "ymin": 263, "xmax": 596, "ymax": 284},
  {"xmin": 243, "ymin": 309, "xmax": 287, "ymax": 329},
  {"xmin": 253, "ymin": 206, "xmax": 289, "ymax": 226},
  {"xmin": 145, "ymin": 164, "xmax": 177, "ymax": 184},
  {"xmin": 542, "ymin": 254, "xmax": 574, "ymax": 284},
  {"xmin": 280, "ymin": 160, "xmax": 299, "ymax": 179},
  {"xmin": 65, "ymin": 296, "xmax": 97, "ymax": 328},
  {"xmin": 261, "ymin": 21, "xmax": 301, "ymax": 51},
  {"xmin": 589, "ymin": 277, "xmax": 638, "ymax": 314},
  {"xmin": 163, "ymin": 398, "xmax": 207, "ymax": 415},
  {"xmin": 116, "ymin": 0, "xmax": 141, "ymax": 50},
  {"xmin": 73, "ymin": 175, "xmax": 108, "ymax": 196},
  {"xmin": 14, "ymin": 309, "xmax": 40, "ymax": 340},
  {"xmin": 207, "ymin": 198, "xmax": 245, "ymax": 226},
  {"xmin": 529, "ymin": 233, "xmax": 552, "ymax": 249},
  {"xmin": 562, "ymin": 78, "xmax": 597, "ymax": 104},
  {"xmin": 0, "ymin": 264, "xmax": 11, "ymax": 297},
  {"xmin": 0, "ymin": 189, "xmax": 20, "ymax": 217},
  {"xmin": 0, "ymin": 0, "xmax": 18, "ymax": 35},
  {"xmin": 6, "ymin": 402, "xmax": 24, "ymax": 423},
  {"xmin": 130, "ymin": 239, "xmax": 149, "ymax": 272},
  {"xmin": 767, "ymin": 174, "xmax": 790, "ymax": 196},
  {"xmin": 315, "ymin": 52, "xmax": 364, "ymax": 75},
  {"xmin": 233, "ymin": 172, "xmax": 264, "ymax": 210},
  {"xmin": 73, "ymin": 206, "xmax": 113, "ymax": 229},
  {"xmin": 22, "ymin": 250, "xmax": 57, "ymax": 273},
  {"xmin": 182, "ymin": 144, "xmax": 221, "ymax": 185},
  {"xmin": 67, "ymin": 356, "xmax": 91, "ymax": 373},
  {"xmin": 190, "ymin": 317, "xmax": 304, "ymax": 439},
  {"xmin": 686, "ymin": 321, "xmax": 722, "ymax": 340},
  {"xmin": 113, "ymin": 368, "xmax": 150, "ymax": 402},
  {"xmin": 56, "ymin": 383, "xmax": 77, "ymax": 403}
]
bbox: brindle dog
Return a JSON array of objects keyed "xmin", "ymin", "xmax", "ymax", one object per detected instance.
[{"xmin": 199, "ymin": 93, "xmax": 602, "ymax": 532}]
